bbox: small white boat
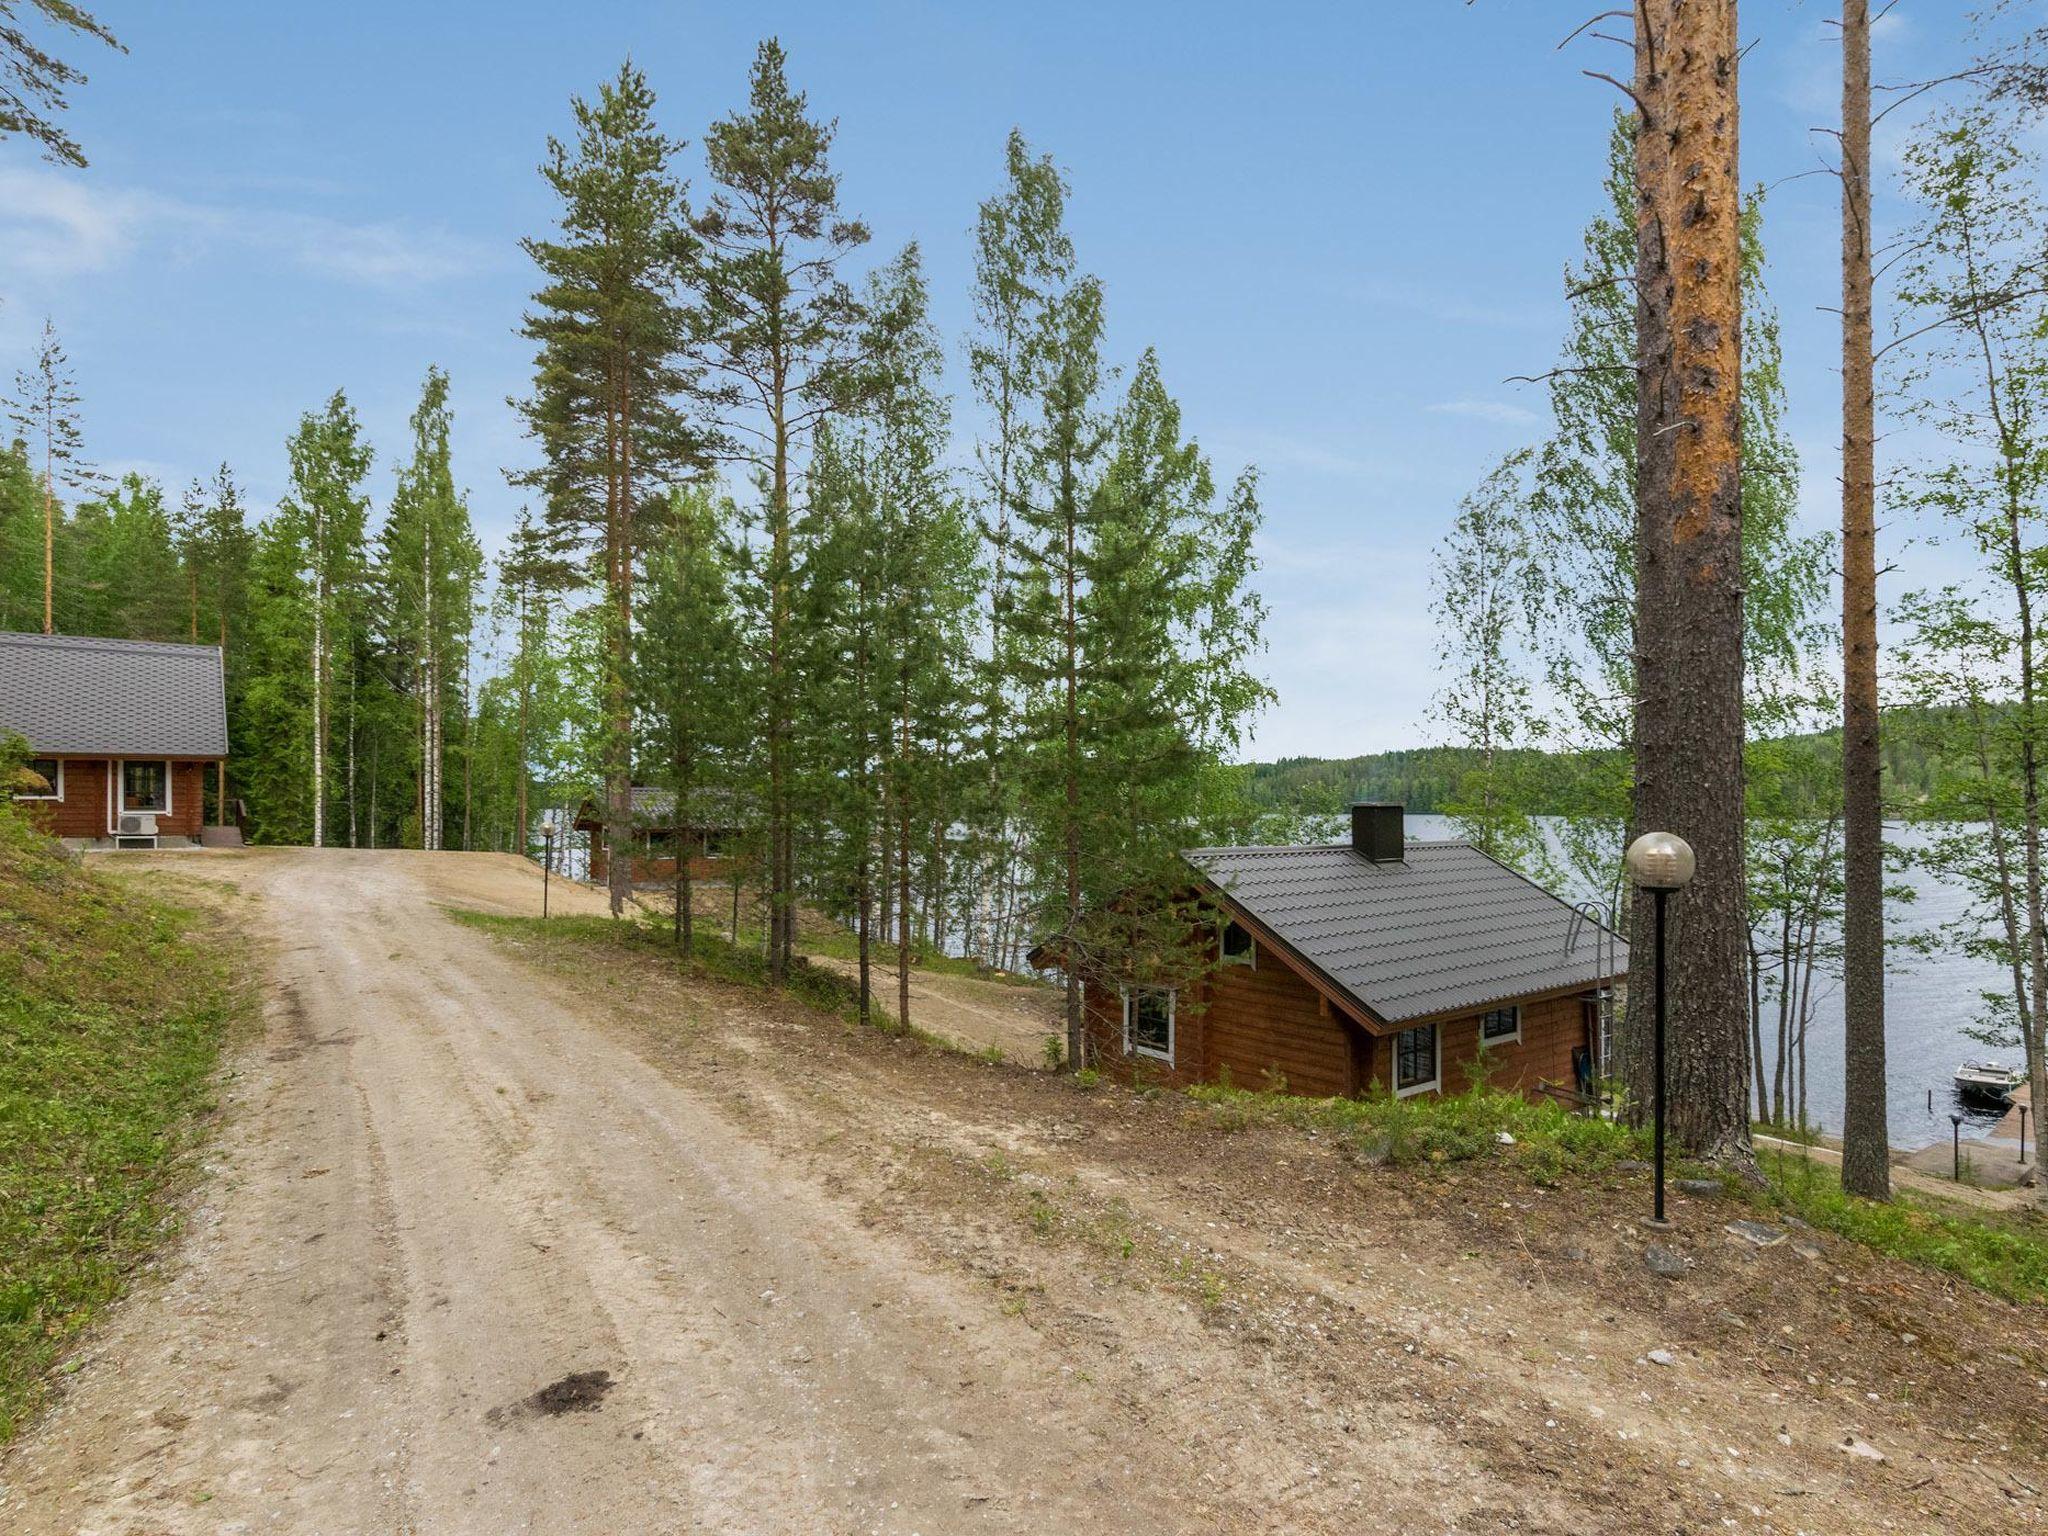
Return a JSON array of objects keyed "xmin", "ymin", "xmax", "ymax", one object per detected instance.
[{"xmin": 1954, "ymin": 1060, "xmax": 2023, "ymax": 1104}]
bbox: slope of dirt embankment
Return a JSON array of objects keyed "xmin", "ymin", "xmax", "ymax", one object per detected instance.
[{"xmin": 0, "ymin": 817, "xmax": 255, "ymax": 1441}]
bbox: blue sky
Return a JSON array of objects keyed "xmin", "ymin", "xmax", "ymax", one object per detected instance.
[{"xmin": 0, "ymin": 1, "xmax": 2000, "ymax": 759}]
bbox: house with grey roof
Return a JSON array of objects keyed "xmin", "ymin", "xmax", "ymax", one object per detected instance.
[
  {"xmin": 571, "ymin": 784, "xmax": 744, "ymax": 886},
  {"xmin": 1068, "ymin": 803, "xmax": 1626, "ymax": 1103},
  {"xmin": 0, "ymin": 630, "xmax": 233, "ymax": 849}
]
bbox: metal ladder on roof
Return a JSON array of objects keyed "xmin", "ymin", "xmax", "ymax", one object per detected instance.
[{"xmin": 1565, "ymin": 900, "xmax": 1619, "ymax": 1082}]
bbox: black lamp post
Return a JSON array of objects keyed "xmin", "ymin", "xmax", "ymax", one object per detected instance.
[
  {"xmin": 540, "ymin": 817, "xmax": 556, "ymax": 921},
  {"xmin": 1951, "ymin": 1112, "xmax": 1964, "ymax": 1182},
  {"xmin": 1625, "ymin": 831, "xmax": 1697, "ymax": 1228}
]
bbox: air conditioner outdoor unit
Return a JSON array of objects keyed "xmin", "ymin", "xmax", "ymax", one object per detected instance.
[{"xmin": 116, "ymin": 813, "xmax": 160, "ymax": 847}]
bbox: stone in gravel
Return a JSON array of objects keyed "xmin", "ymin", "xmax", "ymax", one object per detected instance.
[
  {"xmin": 1725, "ymin": 1220, "xmax": 1787, "ymax": 1249},
  {"xmin": 1616, "ymin": 1159, "xmax": 1653, "ymax": 1173},
  {"xmin": 1676, "ymin": 1178, "xmax": 1722, "ymax": 1197},
  {"xmin": 1839, "ymin": 1435, "xmax": 1886, "ymax": 1462},
  {"xmin": 1646, "ymin": 1349, "xmax": 1675, "ymax": 1367},
  {"xmin": 1790, "ymin": 1240, "xmax": 1825, "ymax": 1261},
  {"xmin": 1644, "ymin": 1246, "xmax": 1688, "ymax": 1278},
  {"xmin": 1562, "ymin": 1245, "xmax": 1589, "ymax": 1262}
]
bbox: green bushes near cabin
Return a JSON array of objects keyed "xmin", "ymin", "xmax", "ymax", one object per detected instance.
[
  {"xmin": 0, "ymin": 809, "xmax": 251, "ymax": 1442},
  {"xmin": 1757, "ymin": 1150, "xmax": 2048, "ymax": 1305},
  {"xmin": 1186, "ymin": 1078, "xmax": 1645, "ymax": 1177}
]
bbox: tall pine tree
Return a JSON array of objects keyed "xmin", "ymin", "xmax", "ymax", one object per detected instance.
[{"xmin": 514, "ymin": 60, "xmax": 704, "ymax": 913}]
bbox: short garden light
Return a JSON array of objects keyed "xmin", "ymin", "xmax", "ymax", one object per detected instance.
[{"xmin": 1625, "ymin": 831, "xmax": 1696, "ymax": 1228}]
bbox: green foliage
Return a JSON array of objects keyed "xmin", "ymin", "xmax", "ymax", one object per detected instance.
[
  {"xmin": 1185, "ymin": 1079, "xmax": 1643, "ymax": 1175},
  {"xmin": 0, "ymin": 1, "xmax": 123, "ymax": 167},
  {"xmin": 376, "ymin": 366, "xmax": 483, "ymax": 851},
  {"xmin": 0, "ymin": 806, "xmax": 248, "ymax": 1440},
  {"xmin": 1757, "ymin": 1151, "xmax": 2048, "ymax": 1304}
]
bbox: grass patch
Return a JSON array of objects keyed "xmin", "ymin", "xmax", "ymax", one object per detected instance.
[
  {"xmin": 1185, "ymin": 1079, "xmax": 1645, "ymax": 1178},
  {"xmin": 451, "ymin": 909, "xmax": 868, "ymax": 1020},
  {"xmin": 0, "ymin": 812, "xmax": 253, "ymax": 1442},
  {"xmin": 1756, "ymin": 1149, "xmax": 2048, "ymax": 1304},
  {"xmin": 449, "ymin": 908, "xmax": 966, "ymax": 1052}
]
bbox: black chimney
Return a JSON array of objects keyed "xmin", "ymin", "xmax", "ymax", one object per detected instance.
[{"xmin": 1350, "ymin": 802, "xmax": 1405, "ymax": 863}]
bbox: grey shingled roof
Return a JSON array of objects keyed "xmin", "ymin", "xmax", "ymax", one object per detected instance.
[
  {"xmin": 575, "ymin": 784, "xmax": 745, "ymax": 829},
  {"xmin": 1185, "ymin": 840, "xmax": 1627, "ymax": 1026},
  {"xmin": 0, "ymin": 631, "xmax": 229, "ymax": 758}
]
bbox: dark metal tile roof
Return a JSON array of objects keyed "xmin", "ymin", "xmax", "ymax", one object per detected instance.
[
  {"xmin": 1185, "ymin": 840, "xmax": 1627, "ymax": 1026},
  {"xmin": 0, "ymin": 631, "xmax": 229, "ymax": 758}
]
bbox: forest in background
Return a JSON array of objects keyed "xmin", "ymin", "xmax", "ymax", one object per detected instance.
[{"xmin": 8, "ymin": 8, "xmax": 2048, "ymax": 1174}]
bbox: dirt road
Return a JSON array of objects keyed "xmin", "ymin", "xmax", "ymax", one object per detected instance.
[
  {"xmin": 6, "ymin": 849, "xmax": 2045, "ymax": 1535},
  {"xmin": 0, "ymin": 850, "xmax": 1201, "ymax": 1534}
]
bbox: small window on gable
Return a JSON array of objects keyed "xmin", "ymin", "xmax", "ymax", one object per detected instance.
[
  {"xmin": 1220, "ymin": 918, "xmax": 1255, "ymax": 967},
  {"xmin": 13, "ymin": 757, "xmax": 62, "ymax": 800},
  {"xmin": 1479, "ymin": 1005, "xmax": 1521, "ymax": 1046},
  {"xmin": 1123, "ymin": 987, "xmax": 1175, "ymax": 1065}
]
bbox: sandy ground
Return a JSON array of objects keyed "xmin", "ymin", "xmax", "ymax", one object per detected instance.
[
  {"xmin": 5, "ymin": 848, "xmax": 2046, "ymax": 1535},
  {"xmin": 0, "ymin": 850, "xmax": 1191, "ymax": 1534},
  {"xmin": 801, "ymin": 954, "xmax": 1064, "ymax": 1063}
]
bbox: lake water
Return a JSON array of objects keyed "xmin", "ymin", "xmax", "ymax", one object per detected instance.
[{"xmin": 1406, "ymin": 814, "xmax": 2019, "ymax": 1152}]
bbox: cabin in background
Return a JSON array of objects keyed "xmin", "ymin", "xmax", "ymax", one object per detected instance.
[
  {"xmin": 0, "ymin": 631, "xmax": 235, "ymax": 850},
  {"xmin": 573, "ymin": 786, "xmax": 742, "ymax": 887},
  {"xmin": 1063, "ymin": 803, "xmax": 1626, "ymax": 1104}
]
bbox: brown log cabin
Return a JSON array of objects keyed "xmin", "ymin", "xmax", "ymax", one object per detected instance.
[
  {"xmin": 0, "ymin": 631, "xmax": 233, "ymax": 850},
  {"xmin": 573, "ymin": 786, "xmax": 742, "ymax": 887},
  {"xmin": 1061, "ymin": 804, "xmax": 1627, "ymax": 1104}
]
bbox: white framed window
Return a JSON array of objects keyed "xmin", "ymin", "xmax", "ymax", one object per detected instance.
[
  {"xmin": 121, "ymin": 759, "xmax": 171, "ymax": 814},
  {"xmin": 13, "ymin": 757, "xmax": 62, "ymax": 800},
  {"xmin": 1121, "ymin": 986, "xmax": 1176, "ymax": 1065},
  {"xmin": 1478, "ymin": 1005, "xmax": 1521, "ymax": 1047},
  {"xmin": 1219, "ymin": 918, "xmax": 1256, "ymax": 968},
  {"xmin": 1394, "ymin": 1023, "xmax": 1440, "ymax": 1097}
]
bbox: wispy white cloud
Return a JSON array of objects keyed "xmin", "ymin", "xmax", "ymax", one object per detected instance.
[
  {"xmin": 0, "ymin": 162, "xmax": 494, "ymax": 291},
  {"xmin": 1425, "ymin": 398, "xmax": 1540, "ymax": 426}
]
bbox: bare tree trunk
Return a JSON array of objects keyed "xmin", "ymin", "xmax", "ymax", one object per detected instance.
[
  {"xmin": 1625, "ymin": 0, "xmax": 1755, "ymax": 1167},
  {"xmin": 604, "ymin": 367, "xmax": 634, "ymax": 919},
  {"xmin": 1839, "ymin": 0, "xmax": 1891, "ymax": 1198},
  {"xmin": 41, "ymin": 471, "xmax": 53, "ymax": 635},
  {"xmin": 312, "ymin": 535, "xmax": 326, "ymax": 849}
]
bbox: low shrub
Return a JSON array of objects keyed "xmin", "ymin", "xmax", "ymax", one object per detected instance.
[{"xmin": 1184, "ymin": 1079, "xmax": 1644, "ymax": 1174}]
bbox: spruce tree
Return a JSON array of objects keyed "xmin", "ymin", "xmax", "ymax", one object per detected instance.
[
  {"xmin": 638, "ymin": 484, "xmax": 744, "ymax": 956},
  {"xmin": 514, "ymin": 60, "xmax": 704, "ymax": 913}
]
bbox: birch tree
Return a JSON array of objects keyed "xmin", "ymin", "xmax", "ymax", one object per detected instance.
[
  {"xmin": 1428, "ymin": 449, "xmax": 1550, "ymax": 876},
  {"xmin": 966, "ymin": 129, "xmax": 1074, "ymax": 970},
  {"xmin": 1892, "ymin": 107, "xmax": 2048, "ymax": 1200},
  {"xmin": 382, "ymin": 367, "xmax": 481, "ymax": 851},
  {"xmin": 276, "ymin": 393, "xmax": 372, "ymax": 848}
]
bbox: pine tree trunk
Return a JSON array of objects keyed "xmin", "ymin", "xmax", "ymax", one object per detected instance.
[
  {"xmin": 1624, "ymin": 0, "xmax": 1755, "ymax": 1167},
  {"xmin": 312, "ymin": 544, "xmax": 326, "ymax": 849},
  {"xmin": 857, "ymin": 847, "xmax": 872, "ymax": 1024},
  {"xmin": 41, "ymin": 440, "xmax": 53, "ymax": 634},
  {"xmin": 768, "ymin": 387, "xmax": 791, "ymax": 981},
  {"xmin": 1839, "ymin": 0, "xmax": 1891, "ymax": 1197},
  {"xmin": 604, "ymin": 366, "xmax": 635, "ymax": 919},
  {"xmin": 1062, "ymin": 493, "xmax": 1084, "ymax": 1069}
]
